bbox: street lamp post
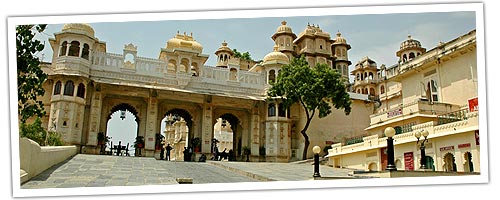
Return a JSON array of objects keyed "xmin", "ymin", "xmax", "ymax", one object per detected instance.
[
  {"xmin": 384, "ymin": 127, "xmax": 397, "ymax": 171},
  {"xmin": 415, "ymin": 129, "xmax": 429, "ymax": 170},
  {"xmin": 313, "ymin": 145, "xmax": 321, "ymax": 178}
]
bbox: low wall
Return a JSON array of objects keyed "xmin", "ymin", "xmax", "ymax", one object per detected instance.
[{"xmin": 19, "ymin": 137, "xmax": 78, "ymax": 184}]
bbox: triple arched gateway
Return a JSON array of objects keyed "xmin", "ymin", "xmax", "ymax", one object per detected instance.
[{"xmin": 38, "ymin": 21, "xmax": 380, "ymax": 162}]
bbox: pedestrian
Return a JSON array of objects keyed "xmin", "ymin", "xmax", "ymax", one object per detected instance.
[
  {"xmin": 160, "ymin": 143, "xmax": 165, "ymax": 160},
  {"xmin": 165, "ymin": 144, "xmax": 173, "ymax": 161},
  {"xmin": 183, "ymin": 147, "xmax": 188, "ymax": 161},
  {"xmin": 212, "ymin": 144, "xmax": 219, "ymax": 161},
  {"xmin": 220, "ymin": 148, "xmax": 227, "ymax": 161}
]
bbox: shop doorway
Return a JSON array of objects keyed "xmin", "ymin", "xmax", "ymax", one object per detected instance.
[{"xmin": 443, "ymin": 153, "xmax": 457, "ymax": 172}]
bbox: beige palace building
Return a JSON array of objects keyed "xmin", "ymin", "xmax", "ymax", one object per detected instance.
[
  {"xmin": 327, "ymin": 30, "xmax": 479, "ymax": 173},
  {"xmin": 36, "ymin": 22, "xmax": 373, "ymax": 162}
]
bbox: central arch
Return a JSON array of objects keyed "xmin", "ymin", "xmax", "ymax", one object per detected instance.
[
  {"xmin": 213, "ymin": 113, "xmax": 241, "ymax": 160},
  {"xmin": 105, "ymin": 103, "xmax": 140, "ymax": 156},
  {"xmin": 160, "ymin": 108, "xmax": 194, "ymax": 161}
]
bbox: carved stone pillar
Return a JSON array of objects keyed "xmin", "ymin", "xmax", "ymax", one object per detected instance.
[
  {"xmin": 145, "ymin": 96, "xmax": 158, "ymax": 151},
  {"xmin": 87, "ymin": 90, "xmax": 102, "ymax": 146}
]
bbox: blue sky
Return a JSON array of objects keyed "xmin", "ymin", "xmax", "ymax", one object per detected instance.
[
  {"xmin": 35, "ymin": 11, "xmax": 476, "ymax": 149},
  {"xmin": 38, "ymin": 11, "xmax": 475, "ymax": 73}
]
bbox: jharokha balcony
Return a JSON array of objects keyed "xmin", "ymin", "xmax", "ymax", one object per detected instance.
[{"xmin": 368, "ymin": 99, "xmax": 462, "ymax": 127}]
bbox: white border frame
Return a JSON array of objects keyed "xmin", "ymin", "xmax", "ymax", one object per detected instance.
[{"xmin": 7, "ymin": 2, "xmax": 487, "ymax": 198}]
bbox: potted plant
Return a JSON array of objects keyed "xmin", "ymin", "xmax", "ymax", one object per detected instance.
[
  {"xmin": 97, "ymin": 132, "xmax": 110, "ymax": 154},
  {"xmin": 242, "ymin": 146, "xmax": 251, "ymax": 162},
  {"xmin": 134, "ymin": 136, "xmax": 145, "ymax": 156},
  {"xmin": 155, "ymin": 133, "xmax": 164, "ymax": 150},
  {"xmin": 191, "ymin": 137, "xmax": 201, "ymax": 152}
]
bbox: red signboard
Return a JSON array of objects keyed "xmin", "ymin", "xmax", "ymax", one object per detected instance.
[
  {"xmin": 458, "ymin": 143, "xmax": 471, "ymax": 149},
  {"xmin": 387, "ymin": 108, "xmax": 403, "ymax": 118},
  {"xmin": 475, "ymin": 130, "xmax": 480, "ymax": 145},
  {"xmin": 404, "ymin": 152, "xmax": 414, "ymax": 171},
  {"xmin": 468, "ymin": 97, "xmax": 478, "ymax": 112},
  {"xmin": 440, "ymin": 146, "xmax": 454, "ymax": 152},
  {"xmin": 380, "ymin": 148, "xmax": 388, "ymax": 171}
]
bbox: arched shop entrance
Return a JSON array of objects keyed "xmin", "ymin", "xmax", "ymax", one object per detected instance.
[
  {"xmin": 160, "ymin": 108, "xmax": 194, "ymax": 161},
  {"xmin": 443, "ymin": 153, "xmax": 457, "ymax": 172},
  {"xmin": 105, "ymin": 103, "xmax": 139, "ymax": 156}
]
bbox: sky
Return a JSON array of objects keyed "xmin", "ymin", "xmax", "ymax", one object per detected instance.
[{"xmin": 34, "ymin": 10, "xmax": 476, "ymax": 151}]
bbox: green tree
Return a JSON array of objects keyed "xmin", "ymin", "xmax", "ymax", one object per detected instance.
[
  {"xmin": 16, "ymin": 24, "xmax": 48, "ymax": 124},
  {"xmin": 267, "ymin": 55, "xmax": 351, "ymax": 160},
  {"xmin": 232, "ymin": 49, "xmax": 253, "ymax": 61},
  {"xmin": 19, "ymin": 117, "xmax": 63, "ymax": 146}
]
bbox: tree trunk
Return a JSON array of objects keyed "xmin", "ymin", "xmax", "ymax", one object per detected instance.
[{"xmin": 302, "ymin": 131, "xmax": 310, "ymax": 160}]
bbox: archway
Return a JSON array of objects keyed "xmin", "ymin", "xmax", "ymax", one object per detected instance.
[
  {"xmin": 463, "ymin": 152, "xmax": 474, "ymax": 172},
  {"xmin": 425, "ymin": 156, "xmax": 435, "ymax": 171},
  {"xmin": 368, "ymin": 162, "xmax": 378, "ymax": 172},
  {"xmin": 213, "ymin": 113, "xmax": 241, "ymax": 161},
  {"xmin": 160, "ymin": 108, "xmax": 194, "ymax": 161},
  {"xmin": 443, "ymin": 153, "xmax": 457, "ymax": 172},
  {"xmin": 106, "ymin": 103, "xmax": 139, "ymax": 156}
]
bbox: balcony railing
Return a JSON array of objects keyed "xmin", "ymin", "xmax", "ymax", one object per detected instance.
[{"xmin": 437, "ymin": 108, "xmax": 469, "ymax": 125}]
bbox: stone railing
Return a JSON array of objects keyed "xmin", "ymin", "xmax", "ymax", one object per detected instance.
[
  {"xmin": 83, "ymin": 52, "xmax": 267, "ymax": 98},
  {"xmin": 370, "ymin": 99, "xmax": 461, "ymax": 125},
  {"xmin": 19, "ymin": 138, "xmax": 77, "ymax": 184}
]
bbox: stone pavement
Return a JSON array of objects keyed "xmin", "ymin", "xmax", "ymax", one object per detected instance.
[
  {"xmin": 21, "ymin": 154, "xmax": 355, "ymax": 189},
  {"xmin": 207, "ymin": 160, "xmax": 354, "ymax": 181}
]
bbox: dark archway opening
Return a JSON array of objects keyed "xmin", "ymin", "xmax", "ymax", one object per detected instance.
[{"xmin": 212, "ymin": 113, "xmax": 240, "ymax": 161}]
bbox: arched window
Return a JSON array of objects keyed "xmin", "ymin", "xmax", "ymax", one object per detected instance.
[
  {"xmin": 68, "ymin": 41, "xmax": 80, "ymax": 57},
  {"xmin": 76, "ymin": 83, "xmax": 85, "ymax": 98},
  {"xmin": 369, "ymin": 72, "xmax": 374, "ymax": 80},
  {"xmin": 224, "ymin": 54, "xmax": 228, "ymax": 61},
  {"xmin": 268, "ymin": 103, "xmax": 276, "ymax": 117},
  {"xmin": 82, "ymin": 44, "xmax": 90, "ymax": 60},
  {"xmin": 343, "ymin": 65, "xmax": 348, "ymax": 76},
  {"xmin": 268, "ymin": 70, "xmax": 276, "ymax": 84},
  {"xmin": 64, "ymin": 81, "xmax": 75, "ymax": 96},
  {"xmin": 229, "ymin": 68, "xmax": 237, "ymax": 81},
  {"xmin": 356, "ymin": 73, "xmax": 360, "ymax": 81},
  {"xmin": 278, "ymin": 103, "xmax": 286, "ymax": 117},
  {"xmin": 380, "ymin": 85, "xmax": 385, "ymax": 94},
  {"xmin": 409, "ymin": 52, "xmax": 415, "ymax": 59},
  {"xmin": 336, "ymin": 49, "xmax": 340, "ymax": 56},
  {"xmin": 370, "ymin": 88, "xmax": 375, "ymax": 95},
  {"xmin": 53, "ymin": 81, "xmax": 62, "ymax": 95},
  {"xmin": 342, "ymin": 49, "xmax": 346, "ymax": 57},
  {"xmin": 319, "ymin": 45, "xmax": 323, "ymax": 50},
  {"xmin": 59, "ymin": 41, "xmax": 67, "ymax": 56},
  {"xmin": 357, "ymin": 89, "xmax": 361, "ymax": 94},
  {"xmin": 403, "ymin": 54, "xmax": 408, "ymax": 62}
]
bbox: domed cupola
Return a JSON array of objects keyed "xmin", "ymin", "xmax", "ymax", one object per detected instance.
[
  {"xmin": 215, "ymin": 40, "xmax": 234, "ymax": 68},
  {"xmin": 61, "ymin": 23, "xmax": 95, "ymax": 38},
  {"xmin": 263, "ymin": 45, "xmax": 290, "ymax": 65},
  {"xmin": 396, "ymin": 35, "xmax": 426, "ymax": 62},
  {"xmin": 165, "ymin": 31, "xmax": 203, "ymax": 54}
]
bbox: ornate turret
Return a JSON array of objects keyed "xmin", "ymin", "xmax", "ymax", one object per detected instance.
[
  {"xmin": 215, "ymin": 41, "xmax": 234, "ymax": 68},
  {"xmin": 165, "ymin": 31, "xmax": 203, "ymax": 54},
  {"xmin": 272, "ymin": 21, "xmax": 296, "ymax": 59},
  {"xmin": 396, "ymin": 35, "xmax": 426, "ymax": 63}
]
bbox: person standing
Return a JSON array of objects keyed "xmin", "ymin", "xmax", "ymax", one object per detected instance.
[{"xmin": 165, "ymin": 144, "xmax": 173, "ymax": 161}]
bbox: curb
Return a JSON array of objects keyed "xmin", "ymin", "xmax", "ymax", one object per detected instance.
[{"xmin": 207, "ymin": 162, "xmax": 276, "ymax": 182}]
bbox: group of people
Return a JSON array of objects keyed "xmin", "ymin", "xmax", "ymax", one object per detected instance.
[{"xmin": 158, "ymin": 142, "xmax": 235, "ymax": 162}]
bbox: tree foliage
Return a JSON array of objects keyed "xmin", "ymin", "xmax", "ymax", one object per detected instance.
[
  {"xmin": 16, "ymin": 24, "xmax": 48, "ymax": 124},
  {"xmin": 232, "ymin": 49, "xmax": 252, "ymax": 61},
  {"xmin": 20, "ymin": 117, "xmax": 63, "ymax": 146},
  {"xmin": 267, "ymin": 55, "xmax": 351, "ymax": 160}
]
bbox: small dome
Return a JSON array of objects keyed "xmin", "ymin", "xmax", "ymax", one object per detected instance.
[
  {"xmin": 166, "ymin": 32, "xmax": 203, "ymax": 53},
  {"xmin": 396, "ymin": 35, "xmax": 426, "ymax": 57},
  {"xmin": 333, "ymin": 31, "xmax": 347, "ymax": 45},
  {"xmin": 276, "ymin": 21, "xmax": 293, "ymax": 34},
  {"xmin": 61, "ymin": 23, "xmax": 95, "ymax": 38},
  {"xmin": 263, "ymin": 45, "xmax": 289, "ymax": 65},
  {"xmin": 215, "ymin": 40, "xmax": 233, "ymax": 55},
  {"xmin": 400, "ymin": 35, "xmax": 423, "ymax": 50}
]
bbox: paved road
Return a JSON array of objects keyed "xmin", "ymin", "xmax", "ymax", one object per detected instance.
[
  {"xmin": 21, "ymin": 154, "xmax": 354, "ymax": 189},
  {"xmin": 21, "ymin": 154, "xmax": 258, "ymax": 189}
]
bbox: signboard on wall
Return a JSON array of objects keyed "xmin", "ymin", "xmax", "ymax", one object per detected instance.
[
  {"xmin": 468, "ymin": 97, "xmax": 478, "ymax": 112},
  {"xmin": 404, "ymin": 152, "xmax": 414, "ymax": 171}
]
